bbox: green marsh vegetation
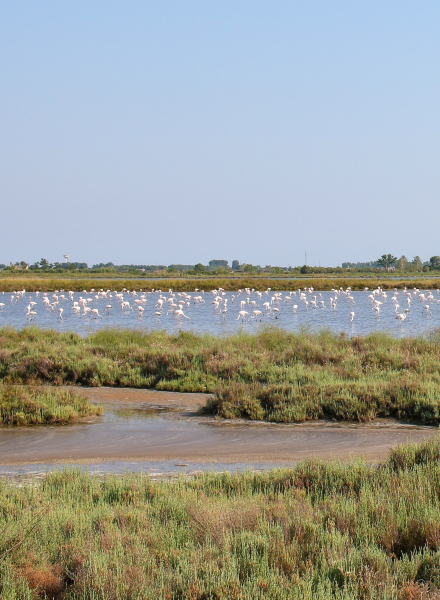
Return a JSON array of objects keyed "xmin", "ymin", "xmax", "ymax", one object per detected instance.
[
  {"xmin": 3, "ymin": 438, "xmax": 440, "ymax": 598},
  {"xmin": 2, "ymin": 275, "xmax": 440, "ymax": 293},
  {"xmin": 3, "ymin": 326, "xmax": 440, "ymax": 424},
  {"xmin": 0, "ymin": 385, "xmax": 102, "ymax": 425}
]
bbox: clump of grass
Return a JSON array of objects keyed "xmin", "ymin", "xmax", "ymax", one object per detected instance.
[
  {"xmin": 2, "ymin": 439, "xmax": 440, "ymax": 598},
  {"xmin": 3, "ymin": 326, "xmax": 440, "ymax": 425},
  {"xmin": 0, "ymin": 385, "xmax": 102, "ymax": 425}
]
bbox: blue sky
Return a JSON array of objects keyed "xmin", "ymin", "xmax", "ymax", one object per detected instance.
[{"xmin": 1, "ymin": 1, "xmax": 440, "ymax": 267}]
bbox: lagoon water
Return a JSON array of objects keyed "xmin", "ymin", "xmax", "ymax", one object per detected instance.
[{"xmin": 1, "ymin": 288, "xmax": 440, "ymax": 337}]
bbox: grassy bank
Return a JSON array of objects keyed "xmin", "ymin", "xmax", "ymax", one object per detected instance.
[
  {"xmin": 0, "ymin": 385, "xmax": 102, "ymax": 425},
  {"xmin": 2, "ymin": 327, "xmax": 440, "ymax": 424},
  {"xmin": 1, "ymin": 275, "xmax": 440, "ymax": 292},
  {"xmin": 1, "ymin": 439, "xmax": 440, "ymax": 598}
]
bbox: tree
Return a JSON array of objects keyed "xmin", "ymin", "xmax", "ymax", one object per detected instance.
[
  {"xmin": 40, "ymin": 258, "xmax": 49, "ymax": 269},
  {"xmin": 430, "ymin": 256, "xmax": 440, "ymax": 270},
  {"xmin": 412, "ymin": 256, "xmax": 423, "ymax": 271},
  {"xmin": 194, "ymin": 263, "xmax": 205, "ymax": 273},
  {"xmin": 243, "ymin": 264, "xmax": 256, "ymax": 273},
  {"xmin": 209, "ymin": 260, "xmax": 228, "ymax": 268},
  {"xmin": 377, "ymin": 254, "xmax": 397, "ymax": 270},
  {"xmin": 300, "ymin": 265, "xmax": 310, "ymax": 274},
  {"xmin": 396, "ymin": 255, "xmax": 408, "ymax": 271},
  {"xmin": 231, "ymin": 260, "xmax": 240, "ymax": 271}
]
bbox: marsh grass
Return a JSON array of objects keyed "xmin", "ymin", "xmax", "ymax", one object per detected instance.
[
  {"xmin": 0, "ymin": 385, "xmax": 102, "ymax": 425},
  {"xmin": 2, "ymin": 439, "xmax": 440, "ymax": 598},
  {"xmin": 2, "ymin": 326, "xmax": 440, "ymax": 424},
  {"xmin": 1, "ymin": 275, "xmax": 440, "ymax": 292}
]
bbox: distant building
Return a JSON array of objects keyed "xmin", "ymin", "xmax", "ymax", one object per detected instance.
[{"xmin": 10, "ymin": 262, "xmax": 28, "ymax": 270}]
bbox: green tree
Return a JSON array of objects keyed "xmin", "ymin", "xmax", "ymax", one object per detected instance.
[
  {"xmin": 377, "ymin": 254, "xmax": 397, "ymax": 270},
  {"xmin": 231, "ymin": 260, "xmax": 240, "ymax": 271},
  {"xmin": 194, "ymin": 263, "xmax": 205, "ymax": 273},
  {"xmin": 397, "ymin": 255, "xmax": 408, "ymax": 271},
  {"xmin": 430, "ymin": 256, "xmax": 440, "ymax": 270},
  {"xmin": 243, "ymin": 264, "xmax": 256, "ymax": 273},
  {"xmin": 40, "ymin": 258, "xmax": 49, "ymax": 269},
  {"xmin": 412, "ymin": 256, "xmax": 423, "ymax": 271},
  {"xmin": 209, "ymin": 260, "xmax": 228, "ymax": 268}
]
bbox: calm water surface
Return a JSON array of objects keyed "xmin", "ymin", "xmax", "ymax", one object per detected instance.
[{"xmin": 1, "ymin": 287, "xmax": 440, "ymax": 337}]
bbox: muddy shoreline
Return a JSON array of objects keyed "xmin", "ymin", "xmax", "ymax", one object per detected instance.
[{"xmin": 0, "ymin": 388, "xmax": 437, "ymax": 469}]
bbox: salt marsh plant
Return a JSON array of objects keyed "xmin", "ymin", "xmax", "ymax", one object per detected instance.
[
  {"xmin": 1, "ymin": 275, "xmax": 440, "ymax": 292},
  {"xmin": 2, "ymin": 326, "xmax": 440, "ymax": 424},
  {"xmin": 2, "ymin": 438, "xmax": 440, "ymax": 598},
  {"xmin": 0, "ymin": 384, "xmax": 101, "ymax": 425}
]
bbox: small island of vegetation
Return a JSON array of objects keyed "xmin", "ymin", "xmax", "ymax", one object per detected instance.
[{"xmin": 0, "ymin": 384, "xmax": 102, "ymax": 425}]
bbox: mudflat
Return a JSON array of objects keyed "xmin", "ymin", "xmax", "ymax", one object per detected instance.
[{"xmin": 0, "ymin": 388, "xmax": 436, "ymax": 466}]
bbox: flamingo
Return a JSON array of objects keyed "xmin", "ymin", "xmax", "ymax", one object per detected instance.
[
  {"xmin": 236, "ymin": 310, "xmax": 249, "ymax": 322},
  {"xmin": 174, "ymin": 308, "xmax": 190, "ymax": 321},
  {"xmin": 423, "ymin": 305, "xmax": 432, "ymax": 316},
  {"xmin": 25, "ymin": 305, "xmax": 37, "ymax": 321}
]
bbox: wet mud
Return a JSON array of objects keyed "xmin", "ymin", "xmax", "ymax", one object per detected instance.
[{"xmin": 0, "ymin": 388, "xmax": 437, "ymax": 473}]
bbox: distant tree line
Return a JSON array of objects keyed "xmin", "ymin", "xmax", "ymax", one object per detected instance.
[
  {"xmin": 2, "ymin": 255, "xmax": 440, "ymax": 275},
  {"xmin": 0, "ymin": 259, "xmax": 235, "ymax": 275}
]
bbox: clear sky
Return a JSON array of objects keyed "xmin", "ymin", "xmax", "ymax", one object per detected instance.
[{"xmin": 1, "ymin": 1, "xmax": 440, "ymax": 267}]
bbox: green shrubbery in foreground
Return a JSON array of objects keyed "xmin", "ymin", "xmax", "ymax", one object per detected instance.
[
  {"xmin": 3, "ymin": 327, "xmax": 440, "ymax": 424},
  {"xmin": 0, "ymin": 385, "xmax": 102, "ymax": 425},
  {"xmin": 2, "ymin": 439, "xmax": 440, "ymax": 598}
]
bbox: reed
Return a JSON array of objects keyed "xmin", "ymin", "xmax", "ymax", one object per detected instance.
[
  {"xmin": 0, "ymin": 384, "xmax": 102, "ymax": 425},
  {"xmin": 1, "ymin": 275, "xmax": 440, "ymax": 292},
  {"xmin": 2, "ymin": 438, "xmax": 440, "ymax": 598},
  {"xmin": 2, "ymin": 327, "xmax": 440, "ymax": 424}
]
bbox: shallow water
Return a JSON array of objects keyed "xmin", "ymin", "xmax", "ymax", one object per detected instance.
[
  {"xmin": 0, "ymin": 388, "xmax": 436, "ymax": 477},
  {"xmin": 1, "ymin": 287, "xmax": 440, "ymax": 337}
]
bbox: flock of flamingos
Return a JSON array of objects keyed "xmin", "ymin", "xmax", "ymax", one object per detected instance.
[{"xmin": 0, "ymin": 285, "xmax": 438, "ymax": 329}]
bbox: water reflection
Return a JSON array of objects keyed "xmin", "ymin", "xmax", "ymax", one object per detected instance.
[{"xmin": 2, "ymin": 288, "xmax": 440, "ymax": 337}]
